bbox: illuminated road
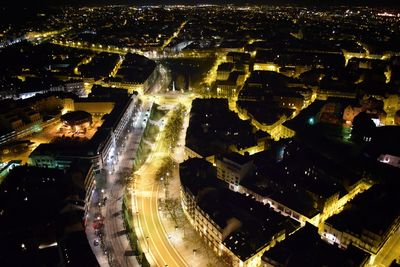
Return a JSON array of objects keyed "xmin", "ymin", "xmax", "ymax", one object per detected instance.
[
  {"xmin": 134, "ymin": 163, "xmax": 187, "ymax": 267},
  {"xmin": 102, "ymin": 125, "xmax": 144, "ymax": 267},
  {"xmin": 51, "ymin": 40, "xmax": 140, "ymax": 55},
  {"xmin": 133, "ymin": 137, "xmax": 188, "ymax": 267},
  {"xmin": 131, "ymin": 95, "xmax": 194, "ymax": 267},
  {"xmin": 369, "ymin": 226, "xmax": 400, "ymax": 267},
  {"xmin": 50, "ymin": 39, "xmax": 217, "ymax": 59},
  {"xmin": 161, "ymin": 20, "xmax": 188, "ymax": 50}
]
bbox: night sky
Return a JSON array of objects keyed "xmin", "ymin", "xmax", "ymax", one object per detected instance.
[{"xmin": 1, "ymin": 0, "xmax": 399, "ymax": 8}]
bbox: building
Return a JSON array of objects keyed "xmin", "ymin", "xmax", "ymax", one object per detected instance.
[
  {"xmin": 217, "ymin": 63, "xmax": 235, "ymax": 80},
  {"xmin": 184, "ymin": 98, "xmax": 266, "ymax": 162},
  {"xmin": 253, "ymin": 50, "xmax": 279, "ymax": 72},
  {"xmin": 0, "ymin": 93, "xmax": 69, "ymax": 145},
  {"xmin": 29, "ymin": 92, "xmax": 138, "ymax": 172},
  {"xmin": 236, "ymin": 100, "xmax": 293, "ymax": 140},
  {"xmin": 49, "ymin": 80, "xmax": 86, "ymax": 97},
  {"xmin": 351, "ymin": 112, "xmax": 376, "ymax": 143},
  {"xmin": 226, "ymin": 52, "xmax": 251, "ymax": 64},
  {"xmin": 180, "ymin": 158, "xmax": 300, "ymax": 267},
  {"xmin": 236, "ymin": 141, "xmax": 372, "ymax": 227},
  {"xmin": 61, "ymin": 110, "xmax": 93, "ymax": 131},
  {"xmin": 395, "ymin": 110, "xmax": 400, "ymax": 125},
  {"xmin": 343, "ymin": 105, "xmax": 362, "ymax": 124},
  {"xmin": 0, "ymin": 160, "xmax": 21, "ymax": 183},
  {"xmin": 368, "ymin": 126, "xmax": 400, "ymax": 169},
  {"xmin": 215, "ymin": 79, "xmax": 238, "ymax": 97},
  {"xmin": 105, "ymin": 53, "xmax": 157, "ymax": 94},
  {"xmin": 216, "ymin": 152, "xmax": 254, "ymax": 191},
  {"xmin": 323, "ymin": 185, "xmax": 400, "ymax": 255},
  {"xmin": 262, "ymin": 223, "xmax": 369, "ymax": 267},
  {"xmin": 272, "ymin": 92, "xmax": 305, "ymax": 110}
]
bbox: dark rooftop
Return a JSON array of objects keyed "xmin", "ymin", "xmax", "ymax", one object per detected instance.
[
  {"xmin": 0, "ymin": 165, "xmax": 96, "ymax": 267},
  {"xmin": 237, "ymin": 100, "xmax": 294, "ymax": 125},
  {"xmin": 219, "ymin": 152, "xmax": 252, "ymax": 166},
  {"xmin": 112, "ymin": 53, "xmax": 156, "ymax": 84},
  {"xmin": 217, "ymin": 62, "xmax": 234, "ymax": 72},
  {"xmin": 366, "ymin": 126, "xmax": 400, "ymax": 157},
  {"xmin": 262, "ymin": 223, "xmax": 369, "ymax": 267},
  {"xmin": 185, "ymin": 98, "xmax": 257, "ymax": 157},
  {"xmin": 326, "ymin": 184, "xmax": 400, "ymax": 239}
]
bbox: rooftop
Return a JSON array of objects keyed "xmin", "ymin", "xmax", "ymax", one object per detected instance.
[
  {"xmin": 262, "ymin": 223, "xmax": 369, "ymax": 267},
  {"xmin": 218, "ymin": 152, "xmax": 252, "ymax": 166},
  {"xmin": 179, "ymin": 158, "xmax": 300, "ymax": 261},
  {"xmin": 217, "ymin": 62, "xmax": 234, "ymax": 72},
  {"xmin": 326, "ymin": 184, "xmax": 400, "ymax": 237},
  {"xmin": 185, "ymin": 98, "xmax": 257, "ymax": 157},
  {"xmin": 237, "ymin": 100, "xmax": 293, "ymax": 125}
]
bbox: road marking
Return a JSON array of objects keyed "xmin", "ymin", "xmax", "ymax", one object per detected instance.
[
  {"xmin": 149, "ymin": 182, "xmax": 186, "ymax": 267},
  {"xmin": 138, "ymin": 192, "xmax": 167, "ymax": 266},
  {"xmin": 152, "ymin": 183, "xmax": 188, "ymax": 266}
]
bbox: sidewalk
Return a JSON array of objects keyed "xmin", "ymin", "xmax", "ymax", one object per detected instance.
[
  {"xmin": 104, "ymin": 172, "xmax": 140, "ymax": 267},
  {"xmin": 101, "ymin": 128, "xmax": 142, "ymax": 267},
  {"xmin": 87, "ymin": 123, "xmax": 145, "ymax": 267}
]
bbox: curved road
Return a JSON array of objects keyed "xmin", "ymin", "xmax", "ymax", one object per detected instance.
[
  {"xmin": 135, "ymin": 168, "xmax": 187, "ymax": 267},
  {"xmin": 132, "ymin": 111, "xmax": 188, "ymax": 267}
]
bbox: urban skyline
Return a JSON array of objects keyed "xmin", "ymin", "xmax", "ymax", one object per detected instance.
[
  {"xmin": 1, "ymin": 1, "xmax": 400, "ymax": 7},
  {"xmin": 0, "ymin": 3, "xmax": 399, "ymax": 267}
]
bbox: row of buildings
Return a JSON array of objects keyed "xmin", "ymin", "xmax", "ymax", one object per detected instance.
[
  {"xmin": 0, "ymin": 93, "xmax": 65, "ymax": 146},
  {"xmin": 207, "ymin": 35, "xmax": 400, "ymax": 141},
  {"xmin": 180, "ymin": 158, "xmax": 301, "ymax": 267},
  {"xmin": 181, "ymin": 93, "xmax": 400, "ymax": 266},
  {"xmin": 0, "ymin": 84, "xmax": 142, "ymax": 267},
  {"xmin": 29, "ymin": 88, "xmax": 138, "ymax": 189},
  {"xmin": 180, "ymin": 144, "xmax": 400, "ymax": 266},
  {"xmin": 179, "ymin": 152, "xmax": 377, "ymax": 267}
]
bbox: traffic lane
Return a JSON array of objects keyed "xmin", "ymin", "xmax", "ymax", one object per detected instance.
[
  {"xmin": 137, "ymin": 188, "xmax": 169, "ymax": 266},
  {"xmin": 139, "ymin": 191, "xmax": 184, "ymax": 267},
  {"xmin": 149, "ymin": 183, "xmax": 187, "ymax": 267},
  {"xmin": 136, "ymin": 172, "xmax": 186, "ymax": 267}
]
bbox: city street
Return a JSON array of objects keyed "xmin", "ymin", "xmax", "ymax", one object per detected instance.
[
  {"xmin": 134, "ymin": 164, "xmax": 188, "ymax": 267},
  {"xmin": 84, "ymin": 60, "xmax": 214, "ymax": 267},
  {"xmin": 86, "ymin": 103, "xmax": 150, "ymax": 267},
  {"xmin": 131, "ymin": 96, "xmax": 189, "ymax": 267},
  {"xmin": 369, "ymin": 226, "xmax": 400, "ymax": 267},
  {"xmin": 131, "ymin": 95, "xmax": 227, "ymax": 267}
]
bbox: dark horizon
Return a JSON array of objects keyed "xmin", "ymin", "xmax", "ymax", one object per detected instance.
[{"xmin": 1, "ymin": 0, "xmax": 400, "ymax": 8}]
